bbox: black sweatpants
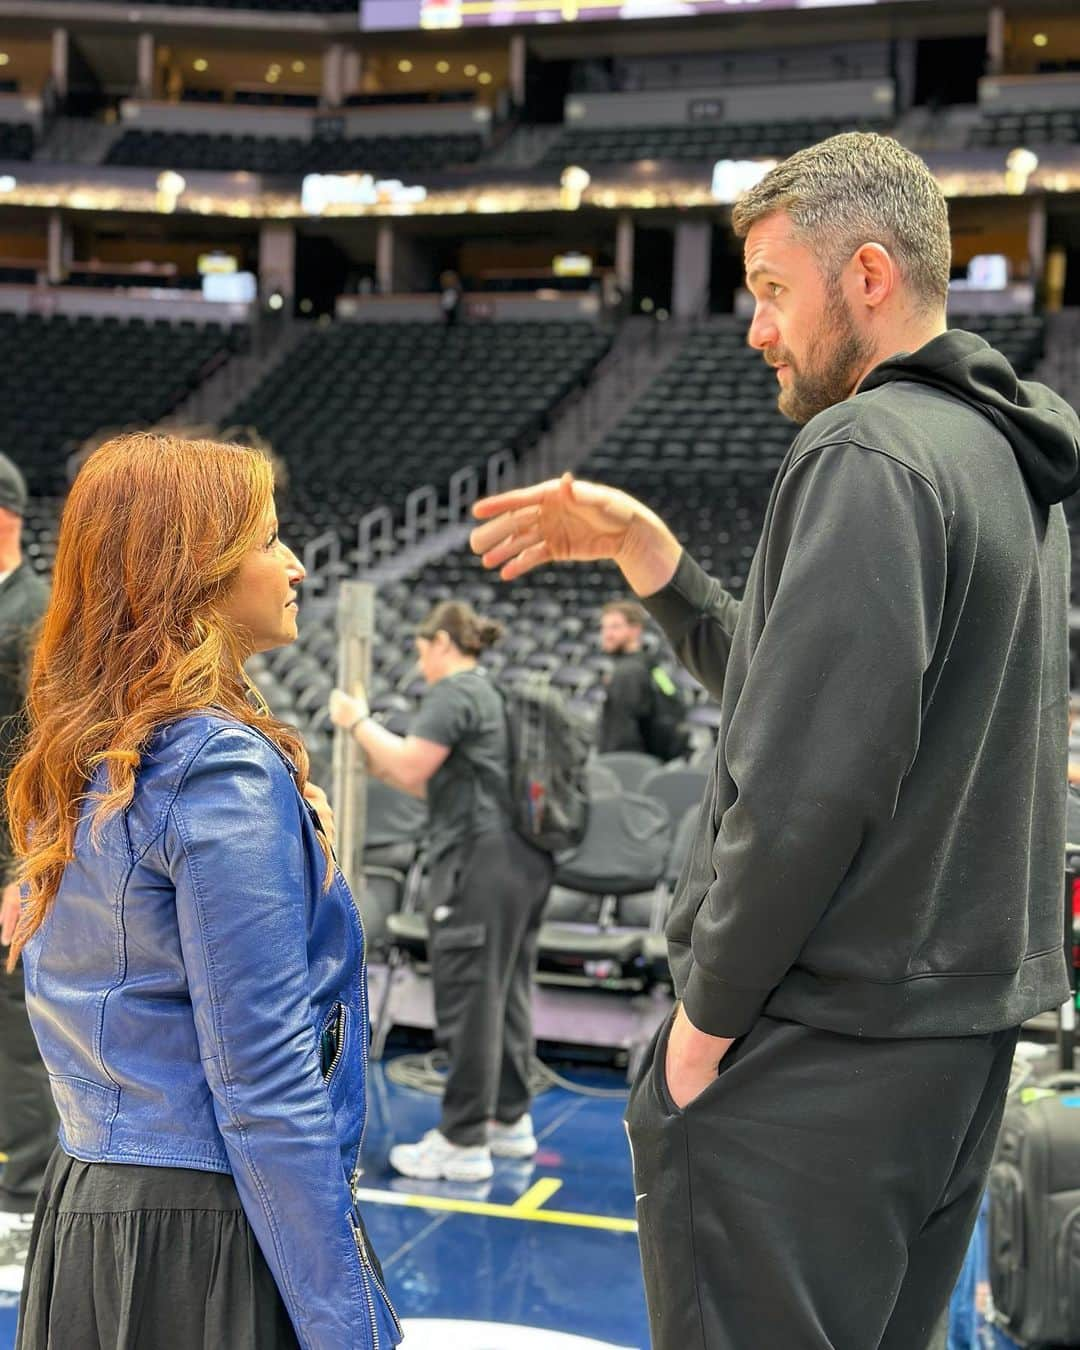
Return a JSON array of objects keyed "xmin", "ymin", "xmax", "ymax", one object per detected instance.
[
  {"xmin": 0, "ymin": 960, "xmax": 58, "ymax": 1214},
  {"xmin": 625, "ymin": 1009, "xmax": 1019, "ymax": 1350},
  {"xmin": 426, "ymin": 829, "xmax": 554, "ymax": 1147}
]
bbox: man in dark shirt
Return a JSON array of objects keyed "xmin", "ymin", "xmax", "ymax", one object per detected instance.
[
  {"xmin": 470, "ymin": 133, "xmax": 1080, "ymax": 1349},
  {"xmin": 0, "ymin": 453, "xmax": 54, "ymax": 1251},
  {"xmin": 598, "ymin": 600, "xmax": 652, "ymax": 755}
]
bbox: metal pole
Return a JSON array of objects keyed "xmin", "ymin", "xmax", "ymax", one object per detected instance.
[{"xmin": 333, "ymin": 581, "xmax": 375, "ymax": 895}]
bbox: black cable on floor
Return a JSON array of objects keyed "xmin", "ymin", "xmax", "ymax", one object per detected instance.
[{"xmin": 384, "ymin": 1050, "xmax": 630, "ymax": 1100}]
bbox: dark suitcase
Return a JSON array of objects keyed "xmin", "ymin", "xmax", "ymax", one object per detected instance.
[{"xmin": 989, "ymin": 1072, "xmax": 1080, "ymax": 1345}]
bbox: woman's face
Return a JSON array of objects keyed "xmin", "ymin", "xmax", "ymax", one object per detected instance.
[
  {"xmin": 219, "ymin": 504, "xmax": 306, "ymax": 655},
  {"xmin": 415, "ymin": 633, "xmax": 451, "ymax": 685}
]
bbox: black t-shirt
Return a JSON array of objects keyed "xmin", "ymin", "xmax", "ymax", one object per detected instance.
[
  {"xmin": 599, "ymin": 651, "xmax": 653, "ymax": 755},
  {"xmin": 411, "ymin": 669, "xmax": 512, "ymax": 859}
]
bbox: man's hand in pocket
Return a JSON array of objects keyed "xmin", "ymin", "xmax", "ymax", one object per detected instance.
[{"xmin": 664, "ymin": 1002, "xmax": 735, "ymax": 1110}]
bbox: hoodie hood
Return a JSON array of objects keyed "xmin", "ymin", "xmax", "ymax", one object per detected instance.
[{"xmin": 859, "ymin": 329, "xmax": 1080, "ymax": 506}]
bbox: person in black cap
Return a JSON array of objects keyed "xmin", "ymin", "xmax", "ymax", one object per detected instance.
[{"xmin": 0, "ymin": 452, "xmax": 54, "ymax": 1255}]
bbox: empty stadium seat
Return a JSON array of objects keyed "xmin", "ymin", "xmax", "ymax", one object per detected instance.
[
  {"xmin": 541, "ymin": 116, "xmax": 891, "ymax": 168},
  {"xmin": 106, "ymin": 128, "xmax": 484, "ymax": 174},
  {"xmin": 0, "ymin": 314, "xmax": 248, "ymax": 496}
]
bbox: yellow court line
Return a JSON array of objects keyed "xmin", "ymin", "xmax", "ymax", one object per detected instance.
[
  {"xmin": 353, "ymin": 1184, "xmax": 638, "ymax": 1234},
  {"xmin": 510, "ymin": 1177, "xmax": 563, "ymax": 1214}
]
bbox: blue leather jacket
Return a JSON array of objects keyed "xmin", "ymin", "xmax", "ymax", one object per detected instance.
[{"xmin": 22, "ymin": 714, "xmax": 402, "ymax": 1350}]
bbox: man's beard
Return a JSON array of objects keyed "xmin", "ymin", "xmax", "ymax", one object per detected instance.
[{"xmin": 769, "ymin": 281, "xmax": 875, "ymax": 426}]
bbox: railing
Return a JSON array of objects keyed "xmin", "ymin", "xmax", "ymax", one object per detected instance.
[
  {"xmin": 301, "ymin": 529, "xmax": 341, "ymax": 594},
  {"xmin": 447, "ymin": 465, "xmax": 480, "ymax": 524},
  {"xmin": 355, "ymin": 505, "xmax": 394, "ymax": 570},
  {"xmin": 403, "ymin": 484, "xmax": 439, "ymax": 545}
]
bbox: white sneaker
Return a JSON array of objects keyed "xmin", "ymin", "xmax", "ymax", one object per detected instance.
[
  {"xmin": 488, "ymin": 1114, "xmax": 538, "ymax": 1160},
  {"xmin": 388, "ymin": 1129, "xmax": 494, "ymax": 1182},
  {"xmin": 0, "ymin": 1211, "xmax": 35, "ymax": 1267}
]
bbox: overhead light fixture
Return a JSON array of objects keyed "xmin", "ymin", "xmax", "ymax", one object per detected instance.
[
  {"xmin": 1033, "ymin": 32, "xmax": 1049, "ymax": 46},
  {"xmin": 292, "ymin": 60, "xmax": 306, "ymax": 73},
  {"xmin": 464, "ymin": 63, "xmax": 478, "ymax": 77},
  {"xmin": 0, "ymin": 53, "xmax": 9, "ymax": 66},
  {"xmin": 193, "ymin": 58, "xmax": 209, "ymax": 72},
  {"xmin": 266, "ymin": 69, "xmax": 280, "ymax": 83},
  {"xmin": 436, "ymin": 60, "xmax": 450, "ymax": 74},
  {"xmin": 398, "ymin": 59, "xmax": 413, "ymax": 73},
  {"xmin": 478, "ymin": 71, "xmax": 492, "ymax": 85}
]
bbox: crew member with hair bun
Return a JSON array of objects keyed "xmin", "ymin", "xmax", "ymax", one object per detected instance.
[{"xmin": 330, "ymin": 599, "xmax": 554, "ymax": 1183}]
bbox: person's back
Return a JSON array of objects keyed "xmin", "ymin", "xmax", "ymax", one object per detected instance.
[{"xmin": 418, "ymin": 667, "xmax": 512, "ymax": 860}]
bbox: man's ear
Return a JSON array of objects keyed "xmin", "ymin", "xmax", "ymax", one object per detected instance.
[{"xmin": 851, "ymin": 243, "xmax": 897, "ymax": 311}]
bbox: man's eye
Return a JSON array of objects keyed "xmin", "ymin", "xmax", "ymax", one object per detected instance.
[
  {"xmin": 265, "ymin": 531, "xmax": 278, "ymax": 549},
  {"xmin": 768, "ymin": 283, "xmax": 783, "ymax": 297}
]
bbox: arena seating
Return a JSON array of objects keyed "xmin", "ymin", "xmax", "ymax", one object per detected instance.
[
  {"xmin": 229, "ymin": 319, "xmax": 610, "ymax": 556},
  {"xmin": 0, "ymin": 122, "xmax": 34, "ymax": 160},
  {"xmin": 0, "ymin": 313, "xmax": 248, "ymax": 496},
  {"xmin": 969, "ymin": 108, "xmax": 1080, "ymax": 148},
  {"xmin": 540, "ymin": 116, "xmax": 892, "ymax": 167},
  {"xmin": 106, "ymin": 129, "xmax": 485, "ymax": 175}
]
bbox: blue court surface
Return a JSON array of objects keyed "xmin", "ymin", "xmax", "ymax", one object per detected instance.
[{"xmin": 0, "ymin": 1054, "xmax": 649, "ymax": 1350}]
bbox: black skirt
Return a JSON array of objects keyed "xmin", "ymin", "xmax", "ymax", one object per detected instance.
[{"xmin": 17, "ymin": 1146, "xmax": 300, "ymax": 1350}]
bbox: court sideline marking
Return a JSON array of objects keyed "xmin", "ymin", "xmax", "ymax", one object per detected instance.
[{"xmin": 353, "ymin": 1178, "xmax": 638, "ymax": 1234}]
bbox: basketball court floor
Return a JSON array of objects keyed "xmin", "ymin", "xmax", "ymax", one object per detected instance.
[{"xmin": 0, "ymin": 1055, "xmax": 649, "ymax": 1350}]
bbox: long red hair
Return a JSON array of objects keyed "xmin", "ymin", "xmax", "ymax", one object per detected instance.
[{"xmin": 6, "ymin": 432, "xmax": 319, "ymax": 969}]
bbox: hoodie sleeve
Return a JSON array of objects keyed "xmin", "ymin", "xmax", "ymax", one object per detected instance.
[
  {"xmin": 640, "ymin": 551, "xmax": 742, "ymax": 704},
  {"xmin": 679, "ymin": 441, "xmax": 947, "ymax": 1037}
]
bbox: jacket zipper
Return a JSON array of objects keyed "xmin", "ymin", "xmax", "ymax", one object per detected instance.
[
  {"xmin": 321, "ymin": 1003, "xmax": 348, "ymax": 1085},
  {"xmin": 352, "ymin": 1216, "xmax": 404, "ymax": 1345},
  {"xmin": 341, "ymin": 869, "xmax": 402, "ymax": 1339},
  {"xmin": 350, "ymin": 1218, "xmax": 381, "ymax": 1350},
  {"xmin": 349, "ymin": 866, "xmax": 368, "ymax": 1191}
]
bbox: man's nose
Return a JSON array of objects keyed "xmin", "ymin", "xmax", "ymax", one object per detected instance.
[{"xmin": 747, "ymin": 306, "xmax": 777, "ymax": 352}]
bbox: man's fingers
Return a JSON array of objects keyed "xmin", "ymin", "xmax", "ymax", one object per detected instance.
[
  {"xmin": 471, "ymin": 479, "xmax": 562, "ymax": 521},
  {"xmin": 500, "ymin": 540, "xmax": 553, "ymax": 581},
  {"xmin": 479, "ymin": 525, "xmax": 544, "ymax": 572},
  {"xmin": 469, "ymin": 506, "xmax": 538, "ymax": 558}
]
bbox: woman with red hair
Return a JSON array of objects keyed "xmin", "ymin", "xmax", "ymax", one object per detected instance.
[{"xmin": 7, "ymin": 433, "xmax": 399, "ymax": 1350}]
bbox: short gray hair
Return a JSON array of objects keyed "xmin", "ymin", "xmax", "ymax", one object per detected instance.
[{"xmin": 731, "ymin": 132, "xmax": 951, "ymax": 311}]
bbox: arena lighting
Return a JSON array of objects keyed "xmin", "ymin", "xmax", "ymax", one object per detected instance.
[
  {"xmin": 193, "ymin": 58, "xmax": 209, "ymax": 72},
  {"xmin": 292, "ymin": 60, "xmax": 306, "ymax": 73},
  {"xmin": 1033, "ymin": 32, "xmax": 1049, "ymax": 47},
  {"xmin": 1005, "ymin": 146, "xmax": 1039, "ymax": 195},
  {"xmin": 437, "ymin": 60, "xmax": 450, "ymax": 73},
  {"xmin": 0, "ymin": 53, "xmax": 9, "ymax": 66},
  {"xmin": 553, "ymin": 251, "xmax": 592, "ymax": 277},
  {"xmin": 478, "ymin": 72, "xmax": 493, "ymax": 84},
  {"xmin": 301, "ymin": 171, "xmax": 428, "ymax": 215},
  {"xmin": 198, "ymin": 251, "xmax": 238, "ymax": 275},
  {"xmin": 399, "ymin": 59, "xmax": 414, "ymax": 72},
  {"xmin": 560, "ymin": 165, "xmax": 590, "ymax": 210},
  {"xmin": 711, "ymin": 157, "xmax": 776, "ymax": 203},
  {"xmin": 267, "ymin": 291, "xmax": 285, "ymax": 311},
  {"xmin": 0, "ymin": 175, "xmax": 15, "ymax": 193},
  {"xmin": 464, "ymin": 63, "xmax": 478, "ymax": 76}
]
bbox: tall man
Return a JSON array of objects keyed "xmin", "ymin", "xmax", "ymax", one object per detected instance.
[
  {"xmin": 470, "ymin": 133, "xmax": 1080, "ymax": 1348},
  {"xmin": 0, "ymin": 454, "xmax": 54, "ymax": 1244}
]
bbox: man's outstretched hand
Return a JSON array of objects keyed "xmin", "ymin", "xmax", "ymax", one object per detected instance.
[{"xmin": 470, "ymin": 472, "xmax": 682, "ymax": 596}]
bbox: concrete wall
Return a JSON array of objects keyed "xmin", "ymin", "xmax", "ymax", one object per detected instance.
[
  {"xmin": 564, "ymin": 78, "xmax": 894, "ymax": 129},
  {"xmin": 979, "ymin": 74, "xmax": 1080, "ymax": 112},
  {"xmin": 119, "ymin": 98, "xmax": 491, "ymax": 141}
]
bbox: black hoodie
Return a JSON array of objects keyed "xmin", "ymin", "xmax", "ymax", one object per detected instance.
[{"xmin": 645, "ymin": 329, "xmax": 1080, "ymax": 1039}]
